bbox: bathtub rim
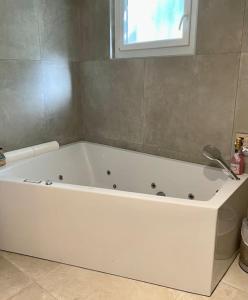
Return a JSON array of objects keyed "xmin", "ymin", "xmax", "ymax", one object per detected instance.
[
  {"xmin": 0, "ymin": 140, "xmax": 247, "ymax": 209},
  {"xmin": 0, "ymin": 141, "xmax": 235, "ymax": 174}
]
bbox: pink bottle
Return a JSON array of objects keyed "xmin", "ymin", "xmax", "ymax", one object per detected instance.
[{"xmin": 230, "ymin": 138, "xmax": 245, "ymax": 175}]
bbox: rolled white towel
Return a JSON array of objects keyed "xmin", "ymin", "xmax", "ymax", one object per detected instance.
[
  {"xmin": 5, "ymin": 141, "xmax": 60, "ymax": 164},
  {"xmin": 33, "ymin": 141, "xmax": 59, "ymax": 156},
  {"xmin": 5, "ymin": 147, "xmax": 34, "ymax": 163}
]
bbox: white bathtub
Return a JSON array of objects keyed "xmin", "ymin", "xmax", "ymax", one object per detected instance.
[{"xmin": 0, "ymin": 141, "xmax": 247, "ymax": 296}]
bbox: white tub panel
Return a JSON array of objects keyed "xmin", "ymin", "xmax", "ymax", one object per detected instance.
[
  {"xmin": 0, "ymin": 181, "xmax": 217, "ymax": 296},
  {"xmin": 211, "ymin": 178, "xmax": 248, "ymax": 289}
]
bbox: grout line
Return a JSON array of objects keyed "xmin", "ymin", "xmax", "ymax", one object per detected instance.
[
  {"xmin": 240, "ymin": 0, "xmax": 247, "ymax": 53},
  {"xmin": 0, "ymin": 58, "xmax": 41, "ymax": 62},
  {"xmin": 1, "ymin": 252, "xmax": 34, "ymax": 280},
  {"xmin": 141, "ymin": 58, "xmax": 147, "ymax": 150},
  {"xmin": 32, "ymin": 280, "xmax": 59, "ymax": 300},
  {"xmin": 141, "ymin": 58, "xmax": 146, "ymax": 148},
  {"xmin": 80, "ymin": 52, "xmax": 246, "ymax": 65},
  {"xmin": 0, "ymin": 253, "xmax": 33, "ymax": 300},
  {"xmin": 1, "ymin": 251, "xmax": 62, "ymax": 282},
  {"xmin": 0, "ymin": 58, "xmax": 81, "ymax": 63},
  {"xmin": 230, "ymin": 53, "xmax": 242, "ymax": 158},
  {"xmin": 6, "ymin": 282, "xmax": 59, "ymax": 300},
  {"xmin": 6, "ymin": 282, "xmax": 34, "ymax": 300},
  {"xmin": 33, "ymin": 0, "xmax": 42, "ymax": 61}
]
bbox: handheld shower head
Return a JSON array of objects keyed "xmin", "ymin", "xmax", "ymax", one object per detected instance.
[
  {"xmin": 202, "ymin": 145, "xmax": 239, "ymax": 180},
  {"xmin": 202, "ymin": 145, "xmax": 222, "ymax": 161}
]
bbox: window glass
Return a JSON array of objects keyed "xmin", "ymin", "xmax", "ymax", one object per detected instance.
[
  {"xmin": 113, "ymin": 0, "xmax": 198, "ymax": 58},
  {"xmin": 124, "ymin": 0, "xmax": 185, "ymax": 45}
]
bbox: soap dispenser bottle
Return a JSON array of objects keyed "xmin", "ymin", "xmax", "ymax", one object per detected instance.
[
  {"xmin": 0, "ymin": 147, "xmax": 6, "ymax": 167},
  {"xmin": 231, "ymin": 137, "xmax": 245, "ymax": 175}
]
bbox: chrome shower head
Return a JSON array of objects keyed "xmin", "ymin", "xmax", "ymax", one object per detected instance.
[
  {"xmin": 202, "ymin": 145, "xmax": 222, "ymax": 161},
  {"xmin": 202, "ymin": 145, "xmax": 239, "ymax": 180}
]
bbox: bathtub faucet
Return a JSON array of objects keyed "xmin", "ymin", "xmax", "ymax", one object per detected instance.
[{"xmin": 202, "ymin": 145, "xmax": 239, "ymax": 180}]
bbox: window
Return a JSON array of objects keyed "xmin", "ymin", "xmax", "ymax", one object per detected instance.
[{"xmin": 113, "ymin": 0, "xmax": 198, "ymax": 58}]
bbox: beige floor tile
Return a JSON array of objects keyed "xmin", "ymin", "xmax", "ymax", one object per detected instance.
[
  {"xmin": 25, "ymin": 257, "xmax": 248, "ymax": 300},
  {"xmin": 0, "ymin": 250, "xmax": 247, "ymax": 300},
  {"xmin": 0, "ymin": 255, "xmax": 31, "ymax": 300},
  {"xmin": 1, "ymin": 251, "xmax": 59, "ymax": 281},
  {"xmin": 36, "ymin": 264, "xmax": 187, "ymax": 300},
  {"xmin": 168, "ymin": 283, "xmax": 248, "ymax": 300},
  {"xmin": 36, "ymin": 265, "xmax": 248, "ymax": 300},
  {"xmin": 222, "ymin": 257, "xmax": 248, "ymax": 294},
  {"xmin": 10, "ymin": 283, "xmax": 56, "ymax": 300},
  {"xmin": 211, "ymin": 283, "xmax": 248, "ymax": 300}
]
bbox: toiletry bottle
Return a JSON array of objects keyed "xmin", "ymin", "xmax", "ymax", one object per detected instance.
[
  {"xmin": 230, "ymin": 138, "xmax": 245, "ymax": 175},
  {"xmin": 0, "ymin": 147, "xmax": 6, "ymax": 167}
]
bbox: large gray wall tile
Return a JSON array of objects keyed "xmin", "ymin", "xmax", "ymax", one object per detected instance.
[
  {"xmin": 0, "ymin": 0, "xmax": 40, "ymax": 60},
  {"xmin": 81, "ymin": 59, "xmax": 145, "ymax": 145},
  {"xmin": 143, "ymin": 54, "xmax": 240, "ymax": 163},
  {"xmin": 197, "ymin": 0, "xmax": 245, "ymax": 54},
  {"xmin": 80, "ymin": 0, "xmax": 110, "ymax": 61},
  {"xmin": 1, "ymin": 0, "xmax": 247, "ymax": 167},
  {"xmin": 0, "ymin": 61, "xmax": 46, "ymax": 151},
  {"xmin": 37, "ymin": 0, "xmax": 81, "ymax": 62}
]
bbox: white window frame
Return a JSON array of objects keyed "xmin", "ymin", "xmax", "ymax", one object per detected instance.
[{"xmin": 114, "ymin": 0, "xmax": 199, "ymax": 59}]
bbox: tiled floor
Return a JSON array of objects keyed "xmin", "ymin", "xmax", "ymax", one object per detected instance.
[{"xmin": 0, "ymin": 251, "xmax": 247, "ymax": 300}]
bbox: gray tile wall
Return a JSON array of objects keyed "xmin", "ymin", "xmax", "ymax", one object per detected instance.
[
  {"xmin": 0, "ymin": 0, "xmax": 83, "ymax": 151},
  {"xmin": 80, "ymin": 0, "xmax": 248, "ymax": 165},
  {"xmin": 2, "ymin": 0, "xmax": 248, "ymax": 166}
]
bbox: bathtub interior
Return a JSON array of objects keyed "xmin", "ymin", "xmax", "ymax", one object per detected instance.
[{"xmin": 0, "ymin": 142, "xmax": 228, "ymax": 200}]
